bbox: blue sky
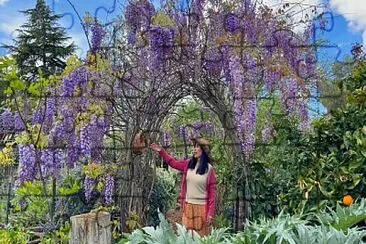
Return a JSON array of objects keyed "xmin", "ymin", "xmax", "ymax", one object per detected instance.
[
  {"xmin": 316, "ymin": 11, "xmax": 363, "ymax": 65},
  {"xmin": 0, "ymin": 0, "xmax": 123, "ymax": 57}
]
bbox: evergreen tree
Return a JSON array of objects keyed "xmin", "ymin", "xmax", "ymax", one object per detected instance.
[{"xmin": 3, "ymin": 0, "xmax": 76, "ymax": 81}]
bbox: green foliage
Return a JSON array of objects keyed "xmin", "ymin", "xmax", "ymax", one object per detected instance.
[
  {"xmin": 315, "ymin": 198, "xmax": 366, "ymax": 231},
  {"xmin": 28, "ymin": 77, "xmax": 50, "ymax": 97},
  {"xmin": 125, "ymin": 211, "xmax": 201, "ymax": 244},
  {"xmin": 83, "ymin": 160, "xmax": 120, "ymax": 180},
  {"xmin": 147, "ymin": 168, "xmax": 178, "ymax": 227},
  {"xmin": 234, "ymin": 211, "xmax": 309, "ymax": 244},
  {"xmin": 212, "ymin": 215, "xmax": 231, "ymax": 229},
  {"xmin": 6, "ymin": 69, "xmax": 26, "ymax": 93},
  {"xmin": 0, "ymin": 226, "xmax": 29, "ymax": 244},
  {"xmin": 317, "ymin": 56, "xmax": 355, "ymax": 113},
  {"xmin": 0, "ymin": 57, "xmax": 21, "ymax": 98},
  {"xmin": 0, "ymin": 40, "xmax": 113, "ymax": 240},
  {"xmin": 255, "ymin": 96, "xmax": 283, "ymax": 141},
  {"xmin": 151, "ymin": 11, "xmax": 175, "ymax": 27},
  {"xmin": 0, "ymin": 142, "xmax": 15, "ymax": 167},
  {"xmin": 111, "ymin": 217, "xmax": 123, "ymax": 241},
  {"xmin": 200, "ymin": 227, "xmax": 231, "ymax": 244},
  {"xmin": 164, "ymin": 98, "xmax": 220, "ymax": 136},
  {"xmin": 54, "ymin": 221, "xmax": 71, "ymax": 243},
  {"xmin": 232, "ymin": 220, "xmax": 366, "ymax": 244},
  {"xmin": 250, "ymin": 114, "xmax": 302, "ymax": 217},
  {"xmin": 250, "ymin": 60, "xmax": 366, "ymax": 216},
  {"xmin": 121, "ymin": 202, "xmax": 366, "ymax": 243},
  {"xmin": 286, "ymin": 89, "xmax": 366, "ymax": 213},
  {"xmin": 126, "ymin": 211, "xmax": 142, "ymax": 232},
  {"xmin": 54, "ymin": 172, "xmax": 98, "ymax": 228},
  {"xmin": 11, "ymin": 181, "xmax": 50, "ymax": 227},
  {"xmin": 210, "ymin": 138, "xmax": 231, "ymax": 185},
  {"xmin": 39, "ymin": 222, "xmax": 70, "ymax": 244},
  {"xmin": 57, "ymin": 178, "xmax": 81, "ymax": 196},
  {"xmin": 84, "ymin": 162, "xmax": 104, "ymax": 179},
  {"xmin": 81, "ymin": 162, "xmax": 120, "ymax": 203},
  {"xmin": 1, "ymin": 56, "xmax": 56, "ymax": 150},
  {"xmin": 343, "ymin": 61, "xmax": 366, "ymax": 93},
  {"xmin": 6, "ymin": 172, "xmax": 89, "ymax": 238}
]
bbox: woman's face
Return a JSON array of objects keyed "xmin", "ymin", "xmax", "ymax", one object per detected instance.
[{"xmin": 193, "ymin": 144, "xmax": 202, "ymax": 159}]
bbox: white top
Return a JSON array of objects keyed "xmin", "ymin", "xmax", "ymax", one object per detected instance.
[{"xmin": 185, "ymin": 164, "xmax": 212, "ymax": 205}]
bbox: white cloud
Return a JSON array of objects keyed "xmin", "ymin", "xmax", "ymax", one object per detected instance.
[
  {"xmin": 68, "ymin": 32, "xmax": 89, "ymax": 58},
  {"xmin": 0, "ymin": 15, "xmax": 25, "ymax": 38},
  {"xmin": 0, "ymin": 0, "xmax": 9, "ymax": 6},
  {"xmin": 329, "ymin": 0, "xmax": 366, "ymax": 47},
  {"xmin": 363, "ymin": 30, "xmax": 366, "ymax": 48},
  {"xmin": 262, "ymin": 0, "xmax": 325, "ymax": 32}
]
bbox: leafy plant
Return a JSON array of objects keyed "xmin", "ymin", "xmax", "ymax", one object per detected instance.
[
  {"xmin": 121, "ymin": 201, "xmax": 366, "ymax": 244},
  {"xmin": 228, "ymin": 209, "xmax": 366, "ymax": 244},
  {"xmin": 249, "ymin": 60, "xmax": 366, "ymax": 217},
  {"xmin": 126, "ymin": 211, "xmax": 141, "ymax": 232},
  {"xmin": 39, "ymin": 221, "xmax": 70, "ymax": 244},
  {"xmin": 0, "ymin": 226, "xmax": 29, "ymax": 244},
  {"xmin": 0, "ymin": 143, "xmax": 15, "ymax": 167},
  {"xmin": 213, "ymin": 215, "xmax": 231, "ymax": 229},
  {"xmin": 200, "ymin": 227, "xmax": 231, "ymax": 244},
  {"xmin": 11, "ymin": 181, "xmax": 50, "ymax": 227},
  {"xmin": 125, "ymin": 211, "xmax": 201, "ymax": 244},
  {"xmin": 147, "ymin": 167, "xmax": 178, "ymax": 227},
  {"xmin": 315, "ymin": 198, "xmax": 366, "ymax": 231}
]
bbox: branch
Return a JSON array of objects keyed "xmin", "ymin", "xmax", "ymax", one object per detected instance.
[{"xmin": 66, "ymin": 0, "xmax": 92, "ymax": 51}]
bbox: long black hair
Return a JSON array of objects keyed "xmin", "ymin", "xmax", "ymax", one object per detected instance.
[{"xmin": 188, "ymin": 147, "xmax": 210, "ymax": 175}]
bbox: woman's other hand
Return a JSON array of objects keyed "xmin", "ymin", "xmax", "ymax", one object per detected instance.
[
  {"xmin": 150, "ymin": 143, "xmax": 162, "ymax": 152},
  {"xmin": 207, "ymin": 216, "xmax": 213, "ymax": 227}
]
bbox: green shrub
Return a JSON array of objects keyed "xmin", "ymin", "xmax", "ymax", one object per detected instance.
[
  {"xmin": 121, "ymin": 200, "xmax": 366, "ymax": 244},
  {"xmin": 0, "ymin": 226, "xmax": 29, "ymax": 244},
  {"xmin": 147, "ymin": 168, "xmax": 178, "ymax": 227}
]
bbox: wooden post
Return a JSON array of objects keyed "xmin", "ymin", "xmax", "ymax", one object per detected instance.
[{"xmin": 70, "ymin": 211, "xmax": 111, "ymax": 244}]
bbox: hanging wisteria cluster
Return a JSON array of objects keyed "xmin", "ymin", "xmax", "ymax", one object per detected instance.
[
  {"xmin": 104, "ymin": 174, "xmax": 114, "ymax": 204},
  {"xmin": 177, "ymin": 125, "xmax": 191, "ymax": 143},
  {"xmin": 177, "ymin": 122, "xmax": 213, "ymax": 141},
  {"xmin": 123, "ymin": 0, "xmax": 318, "ymax": 161},
  {"xmin": 161, "ymin": 131, "xmax": 172, "ymax": 147},
  {"xmin": 83, "ymin": 176, "xmax": 95, "ymax": 202},
  {"xmin": 174, "ymin": 121, "xmax": 214, "ymax": 153},
  {"xmin": 1, "ymin": 22, "xmax": 116, "ymax": 202},
  {"xmin": 192, "ymin": 121, "xmax": 214, "ymax": 138}
]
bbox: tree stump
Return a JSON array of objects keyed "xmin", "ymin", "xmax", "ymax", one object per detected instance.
[{"xmin": 70, "ymin": 211, "xmax": 111, "ymax": 244}]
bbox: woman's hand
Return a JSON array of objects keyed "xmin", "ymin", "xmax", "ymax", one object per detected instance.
[
  {"xmin": 207, "ymin": 216, "xmax": 213, "ymax": 226},
  {"xmin": 150, "ymin": 143, "xmax": 162, "ymax": 153}
]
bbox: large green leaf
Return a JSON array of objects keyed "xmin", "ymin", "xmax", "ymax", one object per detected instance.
[{"xmin": 317, "ymin": 199, "xmax": 366, "ymax": 231}]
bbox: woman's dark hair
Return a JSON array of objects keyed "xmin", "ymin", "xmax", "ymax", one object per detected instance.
[{"xmin": 188, "ymin": 146, "xmax": 210, "ymax": 175}]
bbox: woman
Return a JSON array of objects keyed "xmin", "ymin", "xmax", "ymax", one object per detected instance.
[{"xmin": 150, "ymin": 137, "xmax": 216, "ymax": 237}]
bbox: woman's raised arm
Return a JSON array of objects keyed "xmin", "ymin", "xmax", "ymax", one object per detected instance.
[{"xmin": 150, "ymin": 143, "xmax": 188, "ymax": 172}]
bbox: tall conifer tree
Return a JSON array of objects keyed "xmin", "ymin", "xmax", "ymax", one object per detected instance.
[{"xmin": 4, "ymin": 0, "xmax": 76, "ymax": 81}]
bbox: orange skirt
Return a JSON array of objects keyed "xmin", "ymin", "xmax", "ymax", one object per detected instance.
[{"xmin": 182, "ymin": 202, "xmax": 210, "ymax": 237}]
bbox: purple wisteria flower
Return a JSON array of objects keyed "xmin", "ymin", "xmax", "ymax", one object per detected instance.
[{"xmin": 225, "ymin": 14, "xmax": 240, "ymax": 33}]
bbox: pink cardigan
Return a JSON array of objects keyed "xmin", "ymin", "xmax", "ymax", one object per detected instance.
[{"xmin": 159, "ymin": 149, "xmax": 216, "ymax": 220}]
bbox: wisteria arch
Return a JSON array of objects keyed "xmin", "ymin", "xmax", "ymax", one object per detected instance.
[{"xmin": 0, "ymin": 0, "xmax": 325, "ymax": 231}]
